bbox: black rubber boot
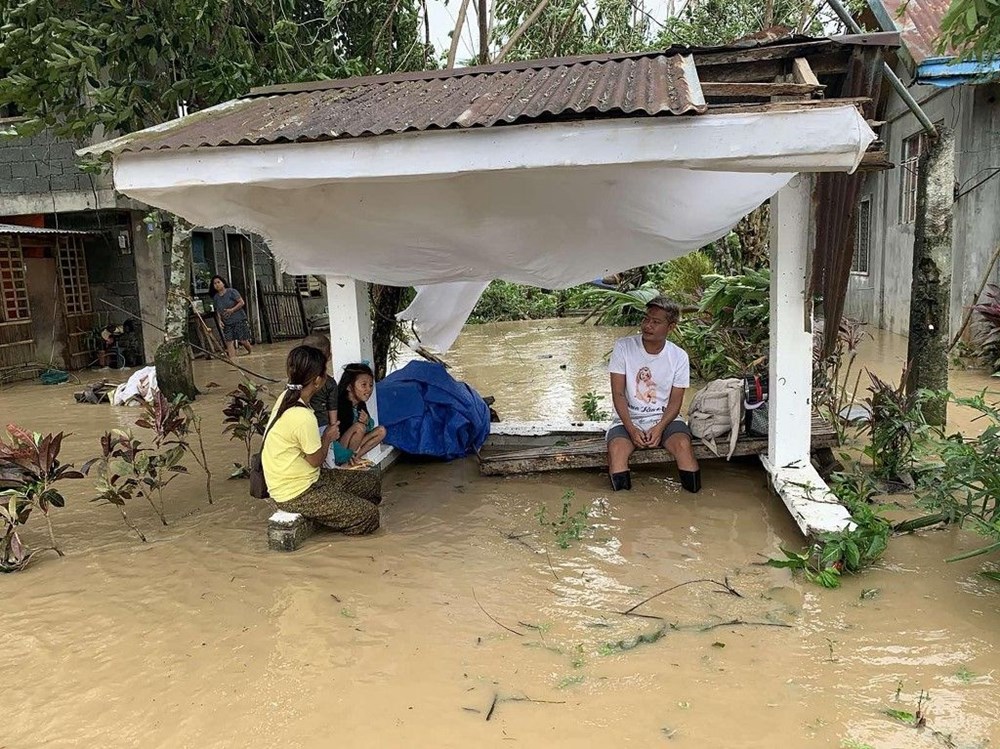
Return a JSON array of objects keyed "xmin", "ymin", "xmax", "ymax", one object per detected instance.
[
  {"xmin": 679, "ymin": 469, "xmax": 702, "ymax": 494},
  {"xmin": 610, "ymin": 470, "xmax": 632, "ymax": 491}
]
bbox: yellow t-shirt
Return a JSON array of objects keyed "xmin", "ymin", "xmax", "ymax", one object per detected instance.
[{"xmin": 261, "ymin": 403, "xmax": 321, "ymax": 502}]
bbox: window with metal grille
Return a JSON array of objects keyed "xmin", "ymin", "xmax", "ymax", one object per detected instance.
[
  {"xmin": 852, "ymin": 199, "xmax": 871, "ymax": 275},
  {"xmin": 900, "ymin": 131, "xmax": 929, "ymax": 224},
  {"xmin": 57, "ymin": 237, "xmax": 92, "ymax": 315},
  {"xmin": 0, "ymin": 237, "xmax": 30, "ymax": 322}
]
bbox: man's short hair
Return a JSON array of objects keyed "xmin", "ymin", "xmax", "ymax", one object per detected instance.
[
  {"xmin": 646, "ymin": 295, "xmax": 680, "ymax": 324},
  {"xmin": 302, "ymin": 332, "xmax": 332, "ymax": 358}
]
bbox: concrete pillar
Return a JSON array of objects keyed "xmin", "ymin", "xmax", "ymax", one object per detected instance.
[
  {"xmin": 131, "ymin": 212, "xmax": 167, "ymax": 363},
  {"xmin": 761, "ymin": 175, "xmax": 852, "ymax": 537},
  {"xmin": 326, "ymin": 276, "xmax": 379, "ymax": 423},
  {"xmin": 767, "ymin": 175, "xmax": 814, "ymax": 469}
]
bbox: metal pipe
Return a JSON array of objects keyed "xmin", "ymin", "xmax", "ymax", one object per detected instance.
[{"xmin": 825, "ymin": 0, "xmax": 938, "ymax": 138}]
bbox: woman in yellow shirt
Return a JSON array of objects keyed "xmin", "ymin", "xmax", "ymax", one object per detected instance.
[{"xmin": 262, "ymin": 345, "xmax": 380, "ymax": 535}]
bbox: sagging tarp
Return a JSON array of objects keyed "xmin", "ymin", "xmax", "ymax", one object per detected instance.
[{"xmin": 377, "ymin": 361, "xmax": 491, "ymax": 460}]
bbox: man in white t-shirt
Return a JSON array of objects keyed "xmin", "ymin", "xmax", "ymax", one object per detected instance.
[{"xmin": 606, "ymin": 295, "xmax": 701, "ymax": 493}]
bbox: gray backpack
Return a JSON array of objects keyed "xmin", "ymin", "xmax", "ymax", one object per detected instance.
[{"xmin": 687, "ymin": 378, "xmax": 743, "ymax": 459}]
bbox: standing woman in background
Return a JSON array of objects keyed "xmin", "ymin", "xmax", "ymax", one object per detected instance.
[{"xmin": 210, "ymin": 275, "xmax": 253, "ymax": 358}]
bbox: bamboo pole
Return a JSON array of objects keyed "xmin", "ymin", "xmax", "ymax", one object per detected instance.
[
  {"xmin": 478, "ymin": 0, "xmax": 489, "ymax": 64},
  {"xmin": 949, "ymin": 242, "xmax": 1000, "ymax": 352},
  {"xmin": 447, "ymin": 0, "xmax": 473, "ymax": 68}
]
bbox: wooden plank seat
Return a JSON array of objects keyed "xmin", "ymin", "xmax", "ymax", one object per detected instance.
[{"xmin": 478, "ymin": 417, "xmax": 838, "ymax": 476}]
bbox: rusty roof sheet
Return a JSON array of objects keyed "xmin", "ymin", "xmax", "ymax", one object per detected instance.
[
  {"xmin": 83, "ymin": 34, "xmax": 898, "ymax": 157},
  {"xmin": 88, "ymin": 54, "xmax": 708, "ymax": 155},
  {"xmin": 869, "ymin": 0, "xmax": 951, "ymax": 64},
  {"xmin": 0, "ymin": 223, "xmax": 91, "ymax": 236}
]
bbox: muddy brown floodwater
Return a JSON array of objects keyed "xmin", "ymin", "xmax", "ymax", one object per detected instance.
[{"xmin": 2, "ymin": 319, "xmax": 999, "ymax": 748}]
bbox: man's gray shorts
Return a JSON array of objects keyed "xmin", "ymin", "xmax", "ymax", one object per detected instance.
[{"xmin": 606, "ymin": 419, "xmax": 693, "ymax": 446}]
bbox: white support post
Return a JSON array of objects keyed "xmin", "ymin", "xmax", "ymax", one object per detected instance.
[
  {"xmin": 326, "ymin": 275, "xmax": 376, "ymax": 417},
  {"xmin": 325, "ymin": 276, "xmax": 397, "ymax": 470},
  {"xmin": 767, "ymin": 175, "xmax": 814, "ymax": 469},
  {"xmin": 761, "ymin": 175, "xmax": 852, "ymax": 537}
]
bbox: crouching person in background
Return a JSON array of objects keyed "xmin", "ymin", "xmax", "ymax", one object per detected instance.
[{"xmin": 262, "ymin": 345, "xmax": 380, "ymax": 535}]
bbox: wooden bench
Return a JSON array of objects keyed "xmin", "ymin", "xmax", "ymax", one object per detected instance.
[{"xmin": 478, "ymin": 417, "xmax": 838, "ymax": 476}]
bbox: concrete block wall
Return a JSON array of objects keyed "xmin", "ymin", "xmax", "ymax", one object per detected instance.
[{"xmin": 0, "ymin": 131, "xmax": 116, "ymax": 214}]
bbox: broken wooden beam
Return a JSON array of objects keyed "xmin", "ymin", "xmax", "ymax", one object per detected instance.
[
  {"xmin": 791, "ymin": 57, "xmax": 820, "ymax": 86},
  {"xmin": 700, "ymin": 81, "xmax": 824, "ymax": 98}
]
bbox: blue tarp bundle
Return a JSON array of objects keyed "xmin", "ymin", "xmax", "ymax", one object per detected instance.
[{"xmin": 377, "ymin": 360, "xmax": 491, "ymax": 460}]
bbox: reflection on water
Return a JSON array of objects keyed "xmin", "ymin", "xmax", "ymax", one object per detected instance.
[{"xmin": 0, "ymin": 320, "xmax": 998, "ymax": 749}]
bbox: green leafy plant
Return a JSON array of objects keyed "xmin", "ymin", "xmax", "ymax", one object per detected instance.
[
  {"xmin": 971, "ymin": 284, "xmax": 1000, "ymax": 374},
  {"xmin": 813, "ymin": 318, "xmax": 871, "ymax": 444},
  {"xmin": 536, "ymin": 490, "xmax": 589, "ymax": 549},
  {"xmin": 645, "ymin": 251, "xmax": 716, "ymax": 304},
  {"xmin": 0, "ymin": 425, "xmax": 84, "ymax": 572},
  {"xmin": 859, "ymin": 369, "xmax": 932, "ymax": 486},
  {"xmin": 673, "ymin": 268, "xmax": 771, "ymax": 379},
  {"xmin": 467, "ymin": 281, "xmax": 562, "ymax": 323},
  {"xmin": 136, "ymin": 391, "xmax": 213, "ymax": 504},
  {"xmin": 568, "ymin": 283, "xmax": 660, "ymax": 327},
  {"xmin": 222, "ymin": 381, "xmax": 270, "ymax": 478},
  {"xmin": 768, "ymin": 466, "xmax": 890, "ymax": 589},
  {"xmin": 936, "ymin": 0, "xmax": 1000, "ymax": 61},
  {"xmin": 581, "ymin": 391, "xmax": 609, "ymax": 421},
  {"xmin": 914, "ymin": 391, "xmax": 1000, "ymax": 563},
  {"xmin": 84, "ymin": 430, "xmax": 188, "ymax": 540}
]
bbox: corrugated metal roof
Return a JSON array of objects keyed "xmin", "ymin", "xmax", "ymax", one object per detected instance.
[
  {"xmin": 83, "ymin": 34, "xmax": 894, "ymax": 157},
  {"xmin": 88, "ymin": 53, "xmax": 708, "ymax": 155},
  {"xmin": 869, "ymin": 0, "xmax": 950, "ymax": 65},
  {"xmin": 0, "ymin": 223, "xmax": 92, "ymax": 236}
]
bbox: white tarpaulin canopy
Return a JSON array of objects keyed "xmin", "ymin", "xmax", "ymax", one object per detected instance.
[{"xmin": 107, "ymin": 105, "xmax": 874, "ymax": 351}]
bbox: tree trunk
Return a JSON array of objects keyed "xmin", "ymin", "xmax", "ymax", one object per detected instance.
[
  {"xmin": 478, "ymin": 0, "xmax": 489, "ymax": 63},
  {"xmin": 155, "ymin": 216, "xmax": 198, "ymax": 401},
  {"xmin": 905, "ymin": 128, "xmax": 954, "ymax": 426},
  {"xmin": 370, "ymin": 284, "xmax": 406, "ymax": 381}
]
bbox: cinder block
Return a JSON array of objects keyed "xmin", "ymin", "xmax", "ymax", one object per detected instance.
[
  {"xmin": 0, "ymin": 164, "xmax": 11, "ymax": 182},
  {"xmin": 10, "ymin": 161, "xmax": 35, "ymax": 179},
  {"xmin": 0, "ymin": 145, "xmax": 19, "ymax": 164},
  {"xmin": 267, "ymin": 511, "xmax": 314, "ymax": 551},
  {"xmin": 49, "ymin": 173, "xmax": 80, "ymax": 192},
  {"xmin": 22, "ymin": 176, "xmax": 51, "ymax": 194},
  {"xmin": 37, "ymin": 159, "xmax": 63, "ymax": 178}
]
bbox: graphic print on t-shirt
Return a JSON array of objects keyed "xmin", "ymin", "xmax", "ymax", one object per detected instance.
[
  {"xmin": 635, "ymin": 366, "xmax": 658, "ymax": 404},
  {"xmin": 608, "ymin": 335, "xmax": 691, "ymax": 428}
]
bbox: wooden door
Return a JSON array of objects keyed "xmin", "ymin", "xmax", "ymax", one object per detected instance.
[{"xmin": 24, "ymin": 256, "xmax": 67, "ymax": 368}]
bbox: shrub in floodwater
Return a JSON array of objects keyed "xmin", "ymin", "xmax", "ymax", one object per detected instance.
[
  {"xmin": 813, "ymin": 317, "xmax": 871, "ymax": 444},
  {"xmin": 537, "ymin": 490, "xmax": 589, "ymax": 549},
  {"xmin": 0, "ymin": 425, "xmax": 85, "ymax": 572},
  {"xmin": 767, "ymin": 465, "xmax": 890, "ymax": 589},
  {"xmin": 84, "ymin": 430, "xmax": 188, "ymax": 541},
  {"xmin": 581, "ymin": 391, "xmax": 609, "ymax": 421},
  {"xmin": 859, "ymin": 368, "xmax": 934, "ymax": 486},
  {"xmin": 222, "ymin": 381, "xmax": 270, "ymax": 478},
  {"xmin": 972, "ymin": 283, "xmax": 1000, "ymax": 374},
  {"xmin": 912, "ymin": 391, "xmax": 1000, "ymax": 567},
  {"xmin": 136, "ymin": 391, "xmax": 213, "ymax": 504}
]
